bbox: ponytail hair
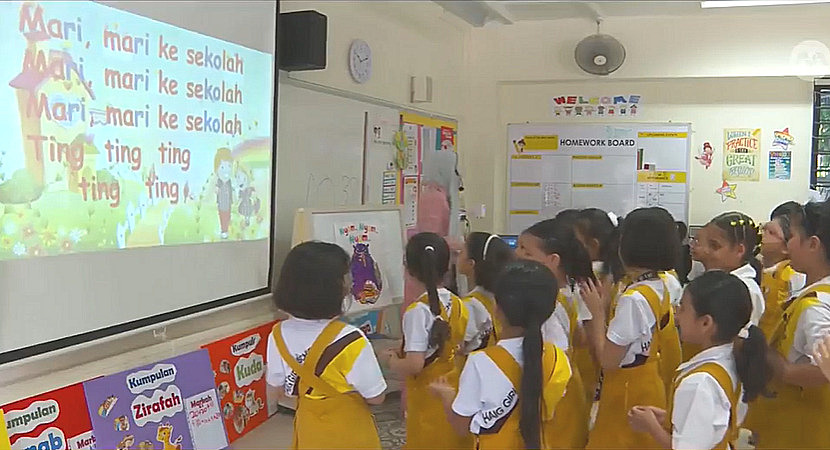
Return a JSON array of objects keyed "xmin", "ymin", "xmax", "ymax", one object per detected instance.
[
  {"xmin": 708, "ymin": 212, "xmax": 763, "ymax": 284},
  {"xmin": 685, "ymin": 271, "xmax": 771, "ymax": 402},
  {"xmin": 406, "ymin": 232, "xmax": 451, "ymax": 352},
  {"xmin": 524, "ymin": 217, "xmax": 597, "ymax": 285},
  {"xmin": 574, "ymin": 208, "xmax": 625, "ymax": 282},
  {"xmin": 494, "ymin": 260, "xmax": 558, "ymax": 449},
  {"xmin": 465, "ymin": 232, "xmax": 515, "ymax": 292}
]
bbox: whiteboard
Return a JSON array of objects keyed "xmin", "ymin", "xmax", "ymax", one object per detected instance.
[
  {"xmin": 506, "ymin": 123, "xmax": 691, "ymax": 233},
  {"xmin": 292, "ymin": 207, "xmax": 405, "ymax": 313},
  {"xmin": 275, "ymin": 83, "xmax": 400, "ymax": 272}
]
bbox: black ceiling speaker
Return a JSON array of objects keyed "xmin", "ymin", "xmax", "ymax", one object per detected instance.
[{"xmin": 278, "ymin": 10, "xmax": 327, "ymax": 71}]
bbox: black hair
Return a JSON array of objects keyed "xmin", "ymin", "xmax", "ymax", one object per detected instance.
[
  {"xmin": 465, "ymin": 232, "xmax": 514, "ymax": 292},
  {"xmin": 789, "ymin": 199, "xmax": 830, "ymax": 263},
  {"xmin": 619, "ymin": 207, "xmax": 680, "ymax": 272},
  {"xmin": 708, "ymin": 211, "xmax": 762, "ymax": 284},
  {"xmin": 524, "ymin": 217, "xmax": 597, "ymax": 284},
  {"xmin": 770, "ymin": 201, "xmax": 802, "ymax": 242},
  {"xmin": 685, "ymin": 271, "xmax": 771, "ymax": 402},
  {"xmin": 675, "ymin": 221, "xmax": 692, "ymax": 284},
  {"xmin": 554, "ymin": 209, "xmax": 581, "ymax": 227},
  {"xmin": 406, "ymin": 232, "xmax": 452, "ymax": 353},
  {"xmin": 274, "ymin": 241, "xmax": 350, "ymax": 319},
  {"xmin": 494, "ymin": 260, "xmax": 559, "ymax": 449},
  {"xmin": 574, "ymin": 208, "xmax": 624, "ymax": 282}
]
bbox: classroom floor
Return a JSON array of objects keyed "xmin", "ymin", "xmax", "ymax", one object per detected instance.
[{"xmin": 230, "ymin": 393, "xmax": 752, "ymax": 450}]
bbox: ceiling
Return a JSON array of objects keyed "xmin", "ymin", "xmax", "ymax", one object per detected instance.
[{"xmin": 434, "ymin": 1, "xmax": 830, "ymax": 26}]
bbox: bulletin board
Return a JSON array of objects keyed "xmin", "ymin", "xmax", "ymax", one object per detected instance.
[{"xmin": 507, "ymin": 123, "xmax": 691, "ymax": 234}]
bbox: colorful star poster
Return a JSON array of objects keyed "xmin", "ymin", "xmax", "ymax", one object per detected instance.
[
  {"xmin": 716, "ymin": 180, "xmax": 737, "ymax": 202},
  {"xmin": 1, "ymin": 383, "xmax": 94, "ymax": 450},
  {"xmin": 83, "ymin": 349, "xmax": 228, "ymax": 450},
  {"xmin": 723, "ymin": 129, "xmax": 761, "ymax": 182}
]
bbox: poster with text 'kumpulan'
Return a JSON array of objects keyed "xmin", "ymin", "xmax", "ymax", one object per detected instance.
[
  {"xmin": 83, "ymin": 349, "xmax": 228, "ymax": 450},
  {"xmin": 1, "ymin": 383, "xmax": 94, "ymax": 450}
]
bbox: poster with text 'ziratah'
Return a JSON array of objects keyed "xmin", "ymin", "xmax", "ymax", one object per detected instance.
[
  {"xmin": 1, "ymin": 383, "xmax": 94, "ymax": 450},
  {"xmin": 83, "ymin": 349, "xmax": 228, "ymax": 450},
  {"xmin": 0, "ymin": 1, "xmax": 273, "ymax": 260}
]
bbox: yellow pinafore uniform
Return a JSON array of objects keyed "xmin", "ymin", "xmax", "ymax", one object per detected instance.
[
  {"xmin": 758, "ymin": 260, "xmax": 800, "ymax": 338},
  {"xmin": 404, "ymin": 292, "xmax": 474, "ymax": 450},
  {"xmin": 666, "ymin": 363, "xmax": 740, "ymax": 450},
  {"xmin": 273, "ymin": 321, "xmax": 382, "ymax": 450},
  {"xmin": 586, "ymin": 281, "xmax": 680, "ymax": 449},
  {"xmin": 745, "ymin": 283, "xmax": 830, "ymax": 449},
  {"xmin": 463, "ymin": 290, "xmax": 501, "ymax": 348},
  {"xmin": 477, "ymin": 343, "xmax": 571, "ymax": 450},
  {"xmin": 543, "ymin": 292, "xmax": 591, "ymax": 449}
]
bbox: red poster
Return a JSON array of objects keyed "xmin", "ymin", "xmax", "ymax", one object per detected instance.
[
  {"xmin": 2, "ymin": 383, "xmax": 94, "ymax": 450},
  {"xmin": 202, "ymin": 321, "xmax": 277, "ymax": 443}
]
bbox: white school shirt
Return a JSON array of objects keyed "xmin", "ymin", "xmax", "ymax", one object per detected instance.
[
  {"xmin": 403, "ymin": 288, "xmax": 478, "ymax": 358},
  {"xmin": 265, "ymin": 317, "xmax": 387, "ymax": 399},
  {"xmin": 607, "ymin": 278, "xmax": 664, "ymax": 366},
  {"xmin": 671, "ymin": 343, "xmax": 747, "ymax": 450},
  {"xmin": 788, "ymin": 276, "xmax": 830, "ymax": 364},
  {"xmin": 463, "ymin": 287, "xmax": 495, "ymax": 353},
  {"xmin": 452, "ymin": 337, "xmax": 571, "ymax": 434},
  {"xmin": 663, "ymin": 272, "xmax": 684, "ymax": 307},
  {"xmin": 730, "ymin": 264, "xmax": 765, "ymax": 326}
]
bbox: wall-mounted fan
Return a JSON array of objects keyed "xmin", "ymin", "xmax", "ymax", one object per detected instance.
[{"xmin": 575, "ymin": 20, "xmax": 626, "ymax": 76}]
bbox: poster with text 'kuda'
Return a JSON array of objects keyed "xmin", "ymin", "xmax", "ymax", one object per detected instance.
[
  {"xmin": 83, "ymin": 349, "xmax": 228, "ymax": 450},
  {"xmin": 202, "ymin": 321, "xmax": 277, "ymax": 443},
  {"xmin": 1, "ymin": 383, "xmax": 94, "ymax": 450}
]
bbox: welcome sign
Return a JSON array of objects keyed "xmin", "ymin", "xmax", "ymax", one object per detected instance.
[
  {"xmin": 202, "ymin": 322, "xmax": 276, "ymax": 443},
  {"xmin": 83, "ymin": 349, "xmax": 228, "ymax": 450},
  {"xmin": 1, "ymin": 383, "xmax": 94, "ymax": 450}
]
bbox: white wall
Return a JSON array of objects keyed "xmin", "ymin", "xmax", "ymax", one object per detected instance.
[{"xmin": 463, "ymin": 6, "xmax": 830, "ymax": 231}]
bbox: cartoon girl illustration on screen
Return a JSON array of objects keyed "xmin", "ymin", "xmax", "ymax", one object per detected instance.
[
  {"xmin": 351, "ymin": 241, "xmax": 383, "ymax": 304},
  {"xmin": 214, "ymin": 148, "xmax": 234, "ymax": 239},
  {"xmin": 235, "ymin": 163, "xmax": 261, "ymax": 227}
]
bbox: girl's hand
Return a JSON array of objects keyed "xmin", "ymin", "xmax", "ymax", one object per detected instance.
[
  {"xmin": 428, "ymin": 376, "xmax": 455, "ymax": 399},
  {"xmin": 580, "ymin": 278, "xmax": 605, "ymax": 315},
  {"xmin": 813, "ymin": 334, "xmax": 830, "ymax": 382},
  {"xmin": 628, "ymin": 405, "xmax": 660, "ymax": 433}
]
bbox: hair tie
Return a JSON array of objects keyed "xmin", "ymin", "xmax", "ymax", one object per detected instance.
[
  {"xmin": 738, "ymin": 322, "xmax": 752, "ymax": 339},
  {"xmin": 424, "ymin": 245, "xmax": 435, "ymax": 252},
  {"xmin": 482, "ymin": 234, "xmax": 500, "ymax": 261},
  {"xmin": 607, "ymin": 211, "xmax": 619, "ymax": 227}
]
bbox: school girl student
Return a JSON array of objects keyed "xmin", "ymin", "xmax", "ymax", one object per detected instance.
[
  {"xmin": 516, "ymin": 217, "xmax": 593, "ymax": 449},
  {"xmin": 581, "ymin": 207, "xmax": 682, "ymax": 449},
  {"xmin": 385, "ymin": 232, "xmax": 476, "ymax": 450},
  {"xmin": 758, "ymin": 201, "xmax": 807, "ymax": 337},
  {"xmin": 628, "ymin": 271, "xmax": 771, "ymax": 450},
  {"xmin": 266, "ymin": 241, "xmax": 387, "ymax": 450},
  {"xmin": 457, "ymin": 232, "xmax": 515, "ymax": 352},
  {"xmin": 746, "ymin": 200, "xmax": 830, "ymax": 449},
  {"xmin": 429, "ymin": 260, "xmax": 573, "ymax": 450},
  {"xmin": 687, "ymin": 212, "xmax": 765, "ymax": 362}
]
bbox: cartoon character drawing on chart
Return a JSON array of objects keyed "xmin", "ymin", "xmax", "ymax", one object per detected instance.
[
  {"xmin": 138, "ymin": 441, "xmax": 154, "ymax": 450},
  {"xmin": 156, "ymin": 423, "xmax": 183, "ymax": 450},
  {"xmin": 696, "ymin": 142, "xmax": 714, "ymax": 169},
  {"xmin": 235, "ymin": 163, "xmax": 261, "ymax": 227},
  {"xmin": 214, "ymin": 148, "xmax": 234, "ymax": 239},
  {"xmin": 98, "ymin": 395, "xmax": 118, "ymax": 417},
  {"xmin": 117, "ymin": 434, "xmax": 135, "ymax": 450},
  {"xmin": 137, "ymin": 193, "xmax": 149, "ymax": 219},
  {"xmin": 512, "ymin": 139, "xmax": 526, "ymax": 154},
  {"xmin": 350, "ymin": 242, "xmax": 383, "ymax": 304},
  {"xmin": 114, "ymin": 415, "xmax": 130, "ymax": 432}
]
